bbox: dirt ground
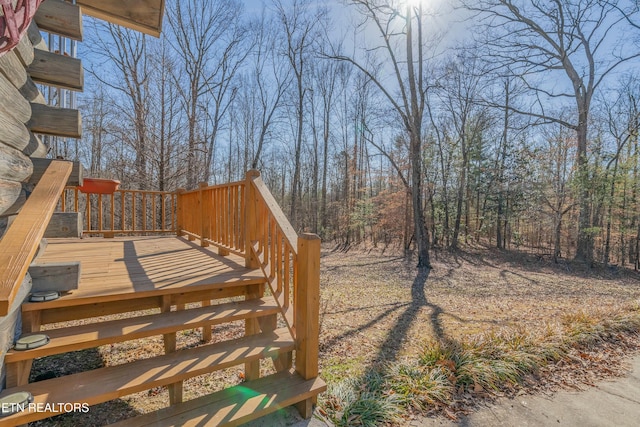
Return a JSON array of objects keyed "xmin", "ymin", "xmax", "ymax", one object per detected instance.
[
  {"xmin": 317, "ymin": 245, "xmax": 640, "ymax": 383},
  {"xmin": 30, "ymin": 245, "xmax": 640, "ymax": 426}
]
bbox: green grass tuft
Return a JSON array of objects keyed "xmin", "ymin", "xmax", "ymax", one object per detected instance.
[{"xmin": 319, "ymin": 307, "xmax": 640, "ymax": 425}]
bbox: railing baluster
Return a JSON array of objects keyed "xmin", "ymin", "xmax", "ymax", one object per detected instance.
[
  {"xmin": 152, "ymin": 193, "xmax": 157, "ymax": 232},
  {"xmin": 121, "ymin": 191, "xmax": 126, "ymax": 231},
  {"xmin": 142, "ymin": 192, "xmax": 147, "ymax": 232},
  {"xmin": 276, "ymin": 234, "xmax": 283, "ymax": 294},
  {"xmin": 110, "ymin": 193, "xmax": 115, "ymax": 232},
  {"xmin": 86, "ymin": 194, "xmax": 91, "ymax": 232}
]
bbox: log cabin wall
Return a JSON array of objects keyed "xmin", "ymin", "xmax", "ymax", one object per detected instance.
[
  {"xmin": 0, "ymin": 0, "xmax": 83, "ymax": 234},
  {"xmin": 0, "ymin": 0, "xmax": 84, "ymax": 388}
]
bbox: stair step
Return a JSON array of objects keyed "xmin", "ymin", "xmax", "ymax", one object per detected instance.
[
  {"xmin": 6, "ymin": 297, "xmax": 279, "ymax": 363},
  {"xmin": 108, "ymin": 371, "xmax": 327, "ymax": 427},
  {"xmin": 0, "ymin": 328, "xmax": 294, "ymax": 426},
  {"xmin": 24, "ymin": 284, "xmax": 255, "ymax": 326}
]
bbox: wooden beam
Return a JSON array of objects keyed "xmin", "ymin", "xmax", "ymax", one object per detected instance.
[
  {"xmin": 14, "ymin": 32, "xmax": 35, "ymax": 67},
  {"xmin": 0, "ymin": 51, "xmax": 45, "ymax": 104},
  {"xmin": 43, "ymin": 212, "xmax": 83, "ymax": 238},
  {"xmin": 28, "ymin": 103, "xmax": 82, "ymax": 138},
  {"xmin": 34, "ymin": 0, "xmax": 83, "ymax": 41},
  {"xmin": 23, "ymin": 132, "xmax": 48, "ymax": 158},
  {"xmin": 0, "ymin": 110, "xmax": 31, "ymax": 151},
  {"xmin": 0, "ymin": 161, "xmax": 73, "ymax": 315},
  {"xmin": 0, "ymin": 73, "xmax": 32, "ymax": 123},
  {"xmin": 28, "ymin": 22, "xmax": 48, "ymax": 52},
  {"xmin": 294, "ymin": 233, "xmax": 321, "ymax": 418},
  {"xmin": 29, "ymin": 49, "xmax": 84, "ymax": 91},
  {"xmin": 0, "ymin": 145, "xmax": 32, "ymax": 183},
  {"xmin": 77, "ymin": 0, "xmax": 164, "ymax": 37},
  {"xmin": 0, "ymin": 179, "xmax": 22, "ymax": 217},
  {"xmin": 29, "ymin": 158, "xmax": 82, "ymax": 186},
  {"xmin": 29, "ymin": 261, "xmax": 81, "ymax": 293}
]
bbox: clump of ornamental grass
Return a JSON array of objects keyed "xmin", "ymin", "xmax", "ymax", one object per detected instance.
[
  {"xmin": 321, "ymin": 370, "xmax": 402, "ymax": 427},
  {"xmin": 319, "ymin": 304, "xmax": 640, "ymax": 425}
]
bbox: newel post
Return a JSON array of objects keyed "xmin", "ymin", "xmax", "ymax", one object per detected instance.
[
  {"xmin": 199, "ymin": 182, "xmax": 209, "ymax": 247},
  {"xmin": 175, "ymin": 188, "xmax": 186, "ymax": 237},
  {"xmin": 244, "ymin": 170, "xmax": 261, "ymax": 269},
  {"xmin": 295, "ymin": 233, "xmax": 321, "ymax": 418}
]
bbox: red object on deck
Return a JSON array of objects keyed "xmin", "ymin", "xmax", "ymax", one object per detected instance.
[
  {"xmin": 0, "ymin": 0, "xmax": 44, "ymax": 56},
  {"xmin": 78, "ymin": 178, "xmax": 121, "ymax": 194}
]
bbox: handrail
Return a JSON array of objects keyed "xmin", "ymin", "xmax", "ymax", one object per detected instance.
[
  {"xmin": 0, "ymin": 160, "xmax": 73, "ymax": 315},
  {"xmin": 176, "ymin": 170, "xmax": 320, "ymax": 386},
  {"xmin": 60, "ymin": 187, "xmax": 177, "ymax": 235}
]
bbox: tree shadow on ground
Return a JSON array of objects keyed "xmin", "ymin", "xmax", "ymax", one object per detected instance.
[{"xmin": 369, "ymin": 268, "xmax": 456, "ymax": 367}]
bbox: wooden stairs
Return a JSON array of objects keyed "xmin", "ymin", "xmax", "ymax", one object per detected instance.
[{"xmin": 0, "ymin": 251, "xmax": 325, "ymax": 426}]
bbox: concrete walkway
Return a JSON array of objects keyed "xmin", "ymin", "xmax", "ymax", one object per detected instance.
[
  {"xmin": 245, "ymin": 354, "xmax": 640, "ymax": 426},
  {"xmin": 418, "ymin": 354, "xmax": 640, "ymax": 427}
]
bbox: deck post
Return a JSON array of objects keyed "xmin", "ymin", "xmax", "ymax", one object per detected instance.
[
  {"xmin": 294, "ymin": 233, "xmax": 321, "ymax": 418},
  {"xmin": 161, "ymin": 295, "xmax": 183, "ymax": 405},
  {"xmin": 244, "ymin": 170, "xmax": 260, "ymax": 269},
  {"xmin": 175, "ymin": 188, "xmax": 185, "ymax": 237},
  {"xmin": 199, "ymin": 182, "xmax": 209, "ymax": 247}
]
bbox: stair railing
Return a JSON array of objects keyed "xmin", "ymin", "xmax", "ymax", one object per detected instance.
[
  {"xmin": 0, "ymin": 160, "xmax": 72, "ymax": 315},
  {"xmin": 176, "ymin": 170, "xmax": 321, "ymax": 393}
]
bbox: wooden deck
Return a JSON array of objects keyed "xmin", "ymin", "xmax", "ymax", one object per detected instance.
[{"xmin": 32, "ymin": 236, "xmax": 265, "ymax": 307}]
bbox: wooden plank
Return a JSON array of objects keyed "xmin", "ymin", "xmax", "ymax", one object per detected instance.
[
  {"xmin": 0, "ymin": 328, "xmax": 294, "ymax": 426},
  {"xmin": 0, "ymin": 73, "xmax": 32, "ymax": 123},
  {"xmin": 28, "ymin": 286, "xmax": 249, "ymax": 325},
  {"xmin": 28, "ymin": 261, "xmax": 81, "ymax": 293},
  {"xmin": 28, "ymin": 48, "xmax": 84, "ymax": 91},
  {"xmin": 0, "ymin": 50, "xmax": 45, "ymax": 103},
  {"xmin": 38, "ymin": 296, "xmax": 163, "ymax": 325},
  {"xmin": 77, "ymin": 0, "xmax": 165, "ymax": 37},
  {"xmin": 0, "ymin": 161, "xmax": 72, "ymax": 315},
  {"xmin": 28, "ymin": 103, "xmax": 82, "ymax": 138},
  {"xmin": 34, "ymin": 0, "xmax": 84, "ymax": 41},
  {"xmin": 7, "ymin": 297, "xmax": 276, "ymax": 363},
  {"xmin": 107, "ymin": 371, "xmax": 327, "ymax": 427},
  {"xmin": 30, "ymin": 158, "xmax": 83, "ymax": 186},
  {"xmin": 0, "ymin": 144, "xmax": 32, "ymax": 182}
]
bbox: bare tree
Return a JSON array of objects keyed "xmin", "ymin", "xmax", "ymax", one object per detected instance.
[
  {"xmin": 89, "ymin": 24, "xmax": 152, "ymax": 189},
  {"xmin": 331, "ymin": 0, "xmax": 434, "ymax": 268},
  {"xmin": 274, "ymin": 0, "xmax": 325, "ymax": 228},
  {"xmin": 251, "ymin": 11, "xmax": 292, "ymax": 169},
  {"xmin": 168, "ymin": 0, "xmax": 247, "ymax": 188},
  {"xmin": 463, "ymin": 0, "xmax": 640, "ymax": 263}
]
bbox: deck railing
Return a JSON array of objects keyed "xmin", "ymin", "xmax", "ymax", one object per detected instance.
[
  {"xmin": 59, "ymin": 187, "xmax": 177, "ymax": 235},
  {"xmin": 177, "ymin": 170, "xmax": 320, "ymax": 390},
  {"xmin": 177, "ymin": 181, "xmax": 245, "ymax": 256}
]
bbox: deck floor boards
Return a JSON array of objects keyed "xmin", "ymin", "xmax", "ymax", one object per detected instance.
[{"xmin": 31, "ymin": 236, "xmax": 263, "ymax": 305}]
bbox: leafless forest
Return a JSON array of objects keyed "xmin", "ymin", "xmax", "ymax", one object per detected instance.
[{"xmin": 63, "ymin": 0, "xmax": 640, "ymax": 268}]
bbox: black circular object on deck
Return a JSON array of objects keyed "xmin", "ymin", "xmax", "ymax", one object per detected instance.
[
  {"xmin": 29, "ymin": 290, "xmax": 60, "ymax": 302},
  {"xmin": 0, "ymin": 391, "xmax": 33, "ymax": 417},
  {"xmin": 14, "ymin": 333, "xmax": 50, "ymax": 351}
]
